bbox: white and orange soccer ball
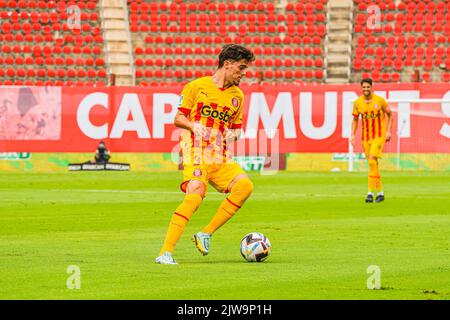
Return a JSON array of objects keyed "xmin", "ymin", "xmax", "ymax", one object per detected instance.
[{"xmin": 240, "ymin": 232, "xmax": 271, "ymax": 262}]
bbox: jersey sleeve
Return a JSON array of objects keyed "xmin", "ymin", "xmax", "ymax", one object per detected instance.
[
  {"xmin": 352, "ymin": 100, "xmax": 360, "ymax": 119},
  {"xmin": 178, "ymin": 82, "xmax": 196, "ymax": 116},
  {"xmin": 231, "ymin": 93, "xmax": 244, "ymax": 129}
]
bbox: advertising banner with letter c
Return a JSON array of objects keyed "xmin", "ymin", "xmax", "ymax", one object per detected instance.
[{"xmin": 0, "ymin": 83, "xmax": 448, "ymax": 153}]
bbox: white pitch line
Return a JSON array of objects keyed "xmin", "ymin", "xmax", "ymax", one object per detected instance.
[
  {"xmin": 0, "ymin": 189, "xmax": 448, "ymax": 199},
  {"xmin": 58, "ymin": 189, "xmax": 450, "ymax": 198},
  {"xmin": 70, "ymin": 189, "xmax": 182, "ymax": 195}
]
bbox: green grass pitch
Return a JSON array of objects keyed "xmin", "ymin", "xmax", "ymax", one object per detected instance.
[{"xmin": 0, "ymin": 171, "xmax": 449, "ymax": 300}]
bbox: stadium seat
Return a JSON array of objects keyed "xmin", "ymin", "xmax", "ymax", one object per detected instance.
[
  {"xmin": 0, "ymin": 0, "xmax": 106, "ymax": 85},
  {"xmin": 381, "ymin": 73, "xmax": 390, "ymax": 82},
  {"xmin": 351, "ymin": 0, "xmax": 446, "ymax": 83},
  {"xmin": 128, "ymin": 0, "xmax": 328, "ymax": 85},
  {"xmin": 391, "ymin": 73, "xmax": 400, "ymax": 82},
  {"xmin": 443, "ymin": 73, "xmax": 450, "ymax": 82}
]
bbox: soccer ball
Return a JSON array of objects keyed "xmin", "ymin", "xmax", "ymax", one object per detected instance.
[{"xmin": 240, "ymin": 232, "xmax": 271, "ymax": 262}]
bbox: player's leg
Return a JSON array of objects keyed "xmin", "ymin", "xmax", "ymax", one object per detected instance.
[
  {"xmin": 372, "ymin": 139, "xmax": 385, "ymax": 203},
  {"xmin": 374, "ymin": 162, "xmax": 385, "ymax": 202},
  {"xmin": 368, "ymin": 155, "xmax": 385, "ymax": 203},
  {"xmin": 156, "ymin": 180, "xmax": 206, "ymax": 264},
  {"xmin": 363, "ymin": 142, "xmax": 375, "ymax": 203},
  {"xmin": 203, "ymin": 173, "xmax": 254, "ymax": 234},
  {"xmin": 193, "ymin": 164, "xmax": 254, "ymax": 256},
  {"xmin": 367, "ymin": 138, "xmax": 385, "ymax": 203},
  {"xmin": 367, "ymin": 155, "xmax": 379, "ymax": 202}
]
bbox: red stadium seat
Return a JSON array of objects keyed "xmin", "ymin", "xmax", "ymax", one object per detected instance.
[
  {"xmin": 314, "ymin": 58, "xmax": 323, "ymax": 68},
  {"xmin": 374, "ymin": 59, "xmax": 383, "ymax": 70},
  {"xmin": 125, "ymin": 1, "xmax": 328, "ymax": 84},
  {"xmin": 414, "ymin": 59, "xmax": 423, "ymax": 67},
  {"xmin": 314, "ymin": 70, "xmax": 323, "ymax": 79},
  {"xmin": 353, "ymin": 59, "xmax": 363, "ymax": 71},
  {"xmin": 443, "ymin": 73, "xmax": 450, "ymax": 82},
  {"xmin": 422, "ymin": 73, "xmax": 431, "ymax": 82},
  {"xmin": 391, "ymin": 73, "xmax": 400, "ymax": 82},
  {"xmin": 381, "ymin": 73, "xmax": 390, "ymax": 82},
  {"xmin": 363, "ymin": 58, "xmax": 373, "ymax": 71},
  {"xmin": 284, "ymin": 58, "xmax": 293, "ymax": 67},
  {"xmin": 424, "ymin": 60, "xmax": 433, "ymax": 71},
  {"xmin": 371, "ymin": 70, "xmax": 380, "ymax": 82},
  {"xmin": 264, "ymin": 70, "xmax": 273, "ymax": 79},
  {"xmin": 383, "ymin": 58, "xmax": 393, "ymax": 68}
]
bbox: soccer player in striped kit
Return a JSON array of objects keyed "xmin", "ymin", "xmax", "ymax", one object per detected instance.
[
  {"xmin": 351, "ymin": 78, "xmax": 393, "ymax": 203},
  {"xmin": 156, "ymin": 44, "xmax": 255, "ymax": 264}
]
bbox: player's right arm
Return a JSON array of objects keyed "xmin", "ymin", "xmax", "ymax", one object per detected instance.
[
  {"xmin": 174, "ymin": 82, "xmax": 206, "ymax": 137},
  {"xmin": 174, "ymin": 111, "xmax": 206, "ymax": 137},
  {"xmin": 350, "ymin": 100, "xmax": 359, "ymax": 146}
]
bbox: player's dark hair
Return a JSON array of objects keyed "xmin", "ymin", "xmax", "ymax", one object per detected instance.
[
  {"xmin": 361, "ymin": 78, "xmax": 373, "ymax": 86},
  {"xmin": 218, "ymin": 44, "xmax": 255, "ymax": 68}
]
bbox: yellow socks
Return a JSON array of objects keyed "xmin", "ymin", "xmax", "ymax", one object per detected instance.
[
  {"xmin": 368, "ymin": 158, "xmax": 381, "ymax": 193},
  {"xmin": 375, "ymin": 161, "xmax": 382, "ymax": 193},
  {"xmin": 202, "ymin": 178, "xmax": 254, "ymax": 235},
  {"xmin": 159, "ymin": 178, "xmax": 254, "ymax": 255},
  {"xmin": 159, "ymin": 193, "xmax": 203, "ymax": 255},
  {"xmin": 376, "ymin": 178, "xmax": 383, "ymax": 192}
]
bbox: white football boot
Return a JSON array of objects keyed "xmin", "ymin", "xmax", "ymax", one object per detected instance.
[
  {"xmin": 192, "ymin": 232, "xmax": 211, "ymax": 256},
  {"xmin": 155, "ymin": 251, "xmax": 178, "ymax": 265}
]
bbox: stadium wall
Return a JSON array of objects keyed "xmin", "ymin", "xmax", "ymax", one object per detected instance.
[
  {"xmin": 1, "ymin": 152, "xmax": 449, "ymax": 172},
  {"xmin": 0, "ymin": 83, "xmax": 448, "ymax": 172}
]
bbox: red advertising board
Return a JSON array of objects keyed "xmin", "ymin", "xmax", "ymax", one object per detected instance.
[{"xmin": 0, "ymin": 83, "xmax": 448, "ymax": 153}]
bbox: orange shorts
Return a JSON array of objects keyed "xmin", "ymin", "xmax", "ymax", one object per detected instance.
[
  {"xmin": 362, "ymin": 137, "xmax": 385, "ymax": 159},
  {"xmin": 180, "ymin": 162, "xmax": 246, "ymax": 194}
]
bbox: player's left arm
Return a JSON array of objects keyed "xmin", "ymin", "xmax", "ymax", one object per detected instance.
[
  {"xmin": 384, "ymin": 99, "xmax": 393, "ymax": 142},
  {"xmin": 226, "ymin": 95, "xmax": 244, "ymax": 142}
]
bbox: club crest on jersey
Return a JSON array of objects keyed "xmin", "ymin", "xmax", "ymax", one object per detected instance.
[
  {"xmin": 193, "ymin": 169, "xmax": 202, "ymax": 177},
  {"xmin": 232, "ymin": 97, "xmax": 239, "ymax": 108},
  {"xmin": 374, "ymin": 104, "xmax": 378, "ymax": 109}
]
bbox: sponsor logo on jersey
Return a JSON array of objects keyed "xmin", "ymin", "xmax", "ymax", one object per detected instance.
[
  {"xmin": 362, "ymin": 112, "xmax": 380, "ymax": 119},
  {"xmin": 201, "ymin": 105, "xmax": 231, "ymax": 122},
  {"xmin": 232, "ymin": 97, "xmax": 239, "ymax": 107}
]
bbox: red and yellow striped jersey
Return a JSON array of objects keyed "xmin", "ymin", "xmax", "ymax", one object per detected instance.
[
  {"xmin": 352, "ymin": 94, "xmax": 389, "ymax": 142},
  {"xmin": 178, "ymin": 76, "xmax": 244, "ymax": 164}
]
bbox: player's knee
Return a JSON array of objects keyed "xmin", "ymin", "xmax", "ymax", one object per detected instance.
[
  {"xmin": 368, "ymin": 158, "xmax": 378, "ymax": 172},
  {"xmin": 187, "ymin": 180, "xmax": 206, "ymax": 198},
  {"xmin": 232, "ymin": 178, "xmax": 254, "ymax": 198}
]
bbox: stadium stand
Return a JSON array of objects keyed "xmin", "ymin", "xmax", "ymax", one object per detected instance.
[
  {"xmin": 0, "ymin": 0, "xmax": 448, "ymax": 86},
  {"xmin": 351, "ymin": 0, "xmax": 450, "ymax": 83},
  {"xmin": 128, "ymin": 0, "xmax": 329, "ymax": 86},
  {"xmin": 0, "ymin": 0, "xmax": 107, "ymax": 86}
]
